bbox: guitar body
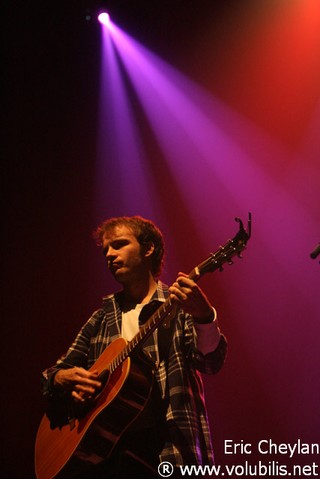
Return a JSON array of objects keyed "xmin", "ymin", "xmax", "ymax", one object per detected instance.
[{"xmin": 35, "ymin": 337, "xmax": 154, "ymax": 479}]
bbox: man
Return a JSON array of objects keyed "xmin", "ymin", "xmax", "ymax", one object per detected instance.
[{"xmin": 41, "ymin": 216, "xmax": 227, "ymax": 478}]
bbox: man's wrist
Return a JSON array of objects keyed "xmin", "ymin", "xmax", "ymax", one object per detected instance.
[
  {"xmin": 193, "ymin": 307, "xmax": 216, "ymax": 324},
  {"xmin": 193, "ymin": 309, "xmax": 221, "ymax": 354}
]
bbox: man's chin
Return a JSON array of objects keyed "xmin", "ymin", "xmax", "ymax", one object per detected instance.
[{"xmin": 111, "ymin": 268, "xmax": 127, "ymax": 282}]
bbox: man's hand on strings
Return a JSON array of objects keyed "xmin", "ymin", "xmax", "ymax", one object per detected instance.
[{"xmin": 53, "ymin": 367, "xmax": 102, "ymax": 403}]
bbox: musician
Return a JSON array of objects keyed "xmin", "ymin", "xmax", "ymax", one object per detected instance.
[{"xmin": 41, "ymin": 216, "xmax": 227, "ymax": 478}]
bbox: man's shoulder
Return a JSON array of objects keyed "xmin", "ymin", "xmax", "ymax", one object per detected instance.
[
  {"xmin": 101, "ymin": 291, "xmax": 121, "ymax": 310},
  {"xmin": 102, "ymin": 292, "xmax": 116, "ymax": 302}
]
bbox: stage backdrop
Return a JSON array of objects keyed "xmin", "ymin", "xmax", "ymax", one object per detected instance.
[{"xmin": 3, "ymin": 1, "xmax": 319, "ymax": 477}]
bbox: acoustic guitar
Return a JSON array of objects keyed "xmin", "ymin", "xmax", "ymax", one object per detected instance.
[{"xmin": 35, "ymin": 214, "xmax": 251, "ymax": 479}]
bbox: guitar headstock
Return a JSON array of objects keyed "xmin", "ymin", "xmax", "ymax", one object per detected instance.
[{"xmin": 189, "ymin": 213, "xmax": 252, "ymax": 281}]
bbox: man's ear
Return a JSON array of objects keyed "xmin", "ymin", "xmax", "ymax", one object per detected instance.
[{"xmin": 143, "ymin": 242, "xmax": 155, "ymax": 258}]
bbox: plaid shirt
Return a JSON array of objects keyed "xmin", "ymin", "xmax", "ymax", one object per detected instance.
[{"xmin": 42, "ymin": 281, "xmax": 227, "ymax": 467}]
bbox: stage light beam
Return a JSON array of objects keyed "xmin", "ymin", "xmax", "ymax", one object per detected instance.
[{"xmin": 98, "ymin": 12, "xmax": 110, "ymax": 26}]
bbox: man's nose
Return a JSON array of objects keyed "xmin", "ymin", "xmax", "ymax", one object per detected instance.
[{"xmin": 105, "ymin": 248, "xmax": 116, "ymax": 260}]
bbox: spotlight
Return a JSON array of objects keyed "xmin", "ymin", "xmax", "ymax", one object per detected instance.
[{"xmin": 98, "ymin": 12, "xmax": 110, "ymax": 26}]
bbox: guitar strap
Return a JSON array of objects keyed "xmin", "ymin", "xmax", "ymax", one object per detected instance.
[
  {"xmin": 138, "ymin": 300, "xmax": 178, "ymax": 366},
  {"xmin": 157, "ymin": 304, "xmax": 179, "ymax": 363}
]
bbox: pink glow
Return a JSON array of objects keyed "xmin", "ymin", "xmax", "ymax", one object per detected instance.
[
  {"xmin": 4, "ymin": 2, "xmax": 320, "ymax": 477},
  {"xmin": 96, "ymin": 8, "xmax": 320, "ymax": 461},
  {"xmin": 98, "ymin": 12, "xmax": 110, "ymax": 26}
]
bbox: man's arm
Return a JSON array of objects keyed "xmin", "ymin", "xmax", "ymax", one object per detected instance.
[{"xmin": 169, "ymin": 272, "xmax": 228, "ymax": 373}]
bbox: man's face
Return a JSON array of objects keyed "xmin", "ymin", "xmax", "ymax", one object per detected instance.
[{"xmin": 102, "ymin": 225, "xmax": 151, "ymax": 284}]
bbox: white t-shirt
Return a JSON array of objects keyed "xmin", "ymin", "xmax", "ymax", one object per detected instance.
[{"xmin": 121, "ymin": 304, "xmax": 144, "ymax": 341}]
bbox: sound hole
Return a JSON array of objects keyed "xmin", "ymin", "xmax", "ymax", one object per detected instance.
[{"xmin": 94, "ymin": 368, "xmax": 110, "ymax": 400}]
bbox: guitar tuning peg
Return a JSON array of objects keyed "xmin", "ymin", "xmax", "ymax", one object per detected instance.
[
  {"xmin": 228, "ymin": 260, "xmax": 234, "ymax": 265},
  {"xmin": 238, "ymin": 253, "xmax": 243, "ymax": 259}
]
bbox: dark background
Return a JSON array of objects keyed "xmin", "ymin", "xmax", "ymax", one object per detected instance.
[{"xmin": 2, "ymin": 1, "xmax": 320, "ymax": 477}]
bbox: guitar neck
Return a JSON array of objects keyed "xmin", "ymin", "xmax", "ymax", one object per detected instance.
[
  {"xmin": 109, "ymin": 296, "xmax": 176, "ymax": 373},
  {"xmin": 115, "ymin": 265, "xmax": 204, "ymax": 367}
]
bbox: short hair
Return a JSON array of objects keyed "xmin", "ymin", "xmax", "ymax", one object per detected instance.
[{"xmin": 93, "ymin": 216, "xmax": 165, "ymax": 277}]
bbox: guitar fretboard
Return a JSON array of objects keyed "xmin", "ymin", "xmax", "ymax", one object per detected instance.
[{"xmin": 109, "ymin": 296, "xmax": 176, "ymax": 373}]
